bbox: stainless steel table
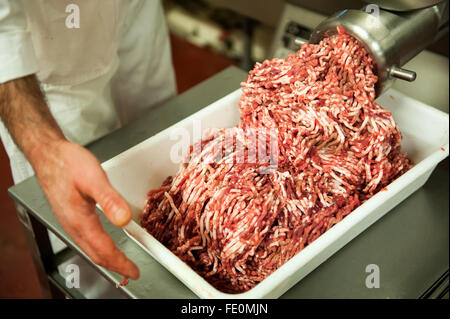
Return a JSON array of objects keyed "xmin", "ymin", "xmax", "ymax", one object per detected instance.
[{"xmin": 8, "ymin": 66, "xmax": 449, "ymax": 299}]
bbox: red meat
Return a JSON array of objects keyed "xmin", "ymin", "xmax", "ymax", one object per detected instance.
[{"xmin": 140, "ymin": 32, "xmax": 413, "ymax": 293}]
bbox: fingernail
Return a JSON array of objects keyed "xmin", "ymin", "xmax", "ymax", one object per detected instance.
[
  {"xmin": 130, "ymin": 263, "xmax": 140, "ymax": 280},
  {"xmin": 114, "ymin": 208, "xmax": 131, "ymax": 226}
]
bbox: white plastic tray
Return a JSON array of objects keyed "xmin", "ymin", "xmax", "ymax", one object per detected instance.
[{"xmin": 101, "ymin": 88, "xmax": 449, "ymax": 298}]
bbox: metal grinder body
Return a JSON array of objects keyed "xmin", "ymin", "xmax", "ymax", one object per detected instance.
[{"xmin": 310, "ymin": 0, "xmax": 449, "ymax": 96}]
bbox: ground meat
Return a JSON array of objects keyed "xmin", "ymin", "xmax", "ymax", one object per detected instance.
[{"xmin": 140, "ymin": 31, "xmax": 413, "ymax": 293}]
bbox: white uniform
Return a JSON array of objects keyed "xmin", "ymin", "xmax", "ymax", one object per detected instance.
[
  {"xmin": 0, "ymin": 0, "xmax": 176, "ymax": 183},
  {"xmin": 0, "ymin": 0, "xmax": 176, "ymax": 298}
]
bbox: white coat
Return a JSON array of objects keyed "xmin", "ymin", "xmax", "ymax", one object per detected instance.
[
  {"xmin": 0, "ymin": 0, "xmax": 177, "ymax": 298},
  {"xmin": 0, "ymin": 0, "xmax": 177, "ymax": 183}
]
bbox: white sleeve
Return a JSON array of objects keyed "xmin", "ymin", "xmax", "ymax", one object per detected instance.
[
  {"xmin": 111, "ymin": 0, "xmax": 177, "ymax": 125},
  {"xmin": 0, "ymin": 0, "xmax": 38, "ymax": 84}
]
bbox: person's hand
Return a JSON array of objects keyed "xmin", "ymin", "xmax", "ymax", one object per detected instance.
[
  {"xmin": 31, "ymin": 140, "xmax": 140, "ymax": 280},
  {"xmin": 1, "ymin": 75, "xmax": 138, "ymax": 279}
]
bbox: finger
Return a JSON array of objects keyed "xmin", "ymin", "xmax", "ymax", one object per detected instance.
[
  {"xmin": 79, "ymin": 167, "xmax": 133, "ymax": 227},
  {"xmin": 73, "ymin": 213, "xmax": 140, "ymax": 279},
  {"xmin": 76, "ymin": 233, "xmax": 140, "ymax": 280}
]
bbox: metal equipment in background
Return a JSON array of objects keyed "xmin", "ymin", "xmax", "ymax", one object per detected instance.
[
  {"xmin": 366, "ymin": 0, "xmax": 445, "ymax": 11},
  {"xmin": 270, "ymin": 0, "xmax": 449, "ymax": 109},
  {"xmin": 310, "ymin": 0, "xmax": 449, "ymax": 95}
]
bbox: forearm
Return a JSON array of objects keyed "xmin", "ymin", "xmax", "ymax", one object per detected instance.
[
  {"xmin": 0, "ymin": 76, "xmax": 138, "ymax": 278},
  {"xmin": 0, "ymin": 74, "xmax": 66, "ymax": 167}
]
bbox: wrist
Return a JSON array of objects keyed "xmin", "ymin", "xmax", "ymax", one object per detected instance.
[{"xmin": 27, "ymin": 134, "xmax": 69, "ymax": 171}]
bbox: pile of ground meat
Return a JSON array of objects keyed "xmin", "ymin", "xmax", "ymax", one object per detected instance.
[{"xmin": 140, "ymin": 31, "xmax": 413, "ymax": 293}]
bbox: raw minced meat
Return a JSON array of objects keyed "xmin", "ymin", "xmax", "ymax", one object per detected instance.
[{"xmin": 140, "ymin": 31, "xmax": 413, "ymax": 293}]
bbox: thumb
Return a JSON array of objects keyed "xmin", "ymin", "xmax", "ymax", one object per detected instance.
[
  {"xmin": 95, "ymin": 186, "xmax": 133, "ymax": 227},
  {"xmin": 86, "ymin": 174, "xmax": 133, "ymax": 227}
]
